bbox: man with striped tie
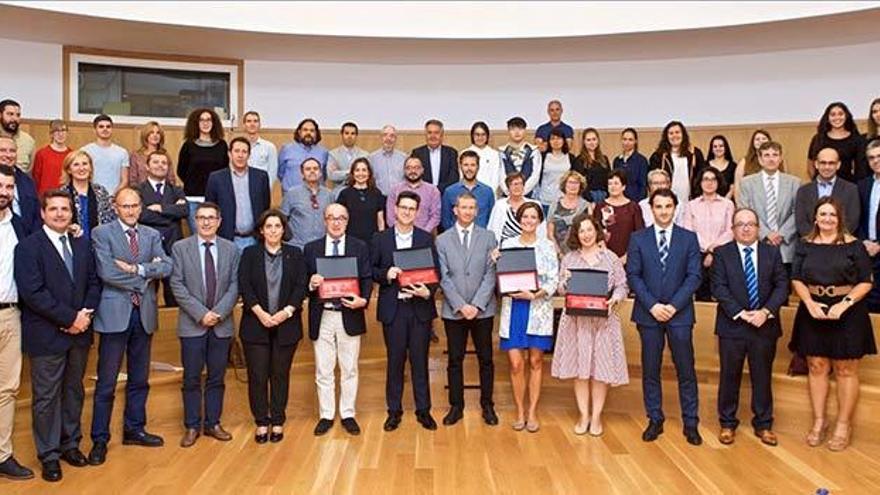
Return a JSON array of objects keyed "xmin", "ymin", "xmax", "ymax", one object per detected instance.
[
  {"xmin": 710, "ymin": 208, "xmax": 789, "ymax": 446},
  {"xmin": 626, "ymin": 189, "xmax": 703, "ymax": 445}
]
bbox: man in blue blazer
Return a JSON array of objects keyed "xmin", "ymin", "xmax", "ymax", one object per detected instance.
[
  {"xmin": 14, "ymin": 189, "xmax": 101, "ymax": 482},
  {"xmin": 711, "ymin": 208, "xmax": 789, "ymax": 446},
  {"xmin": 626, "ymin": 189, "xmax": 703, "ymax": 445},
  {"xmin": 205, "ymin": 137, "xmax": 271, "ymax": 251},
  {"xmin": 87, "ymin": 187, "xmax": 172, "ymax": 465},
  {"xmin": 372, "ymin": 190, "xmax": 440, "ymax": 431},
  {"xmin": 856, "ymin": 139, "xmax": 880, "ymax": 311},
  {"xmin": 304, "ymin": 203, "xmax": 373, "ymax": 436},
  {"xmin": 0, "ymin": 136, "xmax": 40, "ymax": 235}
]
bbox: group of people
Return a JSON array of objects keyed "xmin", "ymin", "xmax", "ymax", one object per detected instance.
[{"xmin": 0, "ymin": 95, "xmax": 877, "ymax": 483}]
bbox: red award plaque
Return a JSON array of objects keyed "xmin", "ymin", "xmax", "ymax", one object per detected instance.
[
  {"xmin": 393, "ymin": 248, "xmax": 439, "ymax": 287},
  {"xmin": 565, "ymin": 269, "xmax": 610, "ymax": 317},
  {"xmin": 316, "ymin": 256, "xmax": 360, "ymax": 301}
]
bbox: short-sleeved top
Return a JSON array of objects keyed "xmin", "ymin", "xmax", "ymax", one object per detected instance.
[
  {"xmin": 81, "ymin": 142, "xmax": 129, "ymax": 193},
  {"xmin": 593, "ymin": 200, "xmax": 645, "ymax": 257},
  {"xmin": 336, "ymin": 186, "xmax": 386, "ymax": 244},
  {"xmin": 548, "ymin": 197, "xmax": 590, "ymax": 253},
  {"xmin": 791, "ymin": 240, "xmax": 872, "ymax": 287},
  {"xmin": 535, "ymin": 121, "xmax": 574, "ymax": 142},
  {"xmin": 808, "ymin": 132, "xmax": 868, "ymax": 183}
]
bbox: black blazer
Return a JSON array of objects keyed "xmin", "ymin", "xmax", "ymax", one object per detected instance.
[
  {"xmin": 303, "ymin": 235, "xmax": 373, "ymax": 340},
  {"xmin": 856, "ymin": 176, "xmax": 876, "ymax": 240},
  {"xmin": 14, "ymin": 228, "xmax": 102, "ymax": 356},
  {"xmin": 710, "ymin": 241, "xmax": 789, "ymax": 339},
  {"xmin": 371, "ymin": 227, "xmax": 439, "ymax": 325},
  {"xmin": 794, "ymin": 178, "xmax": 860, "ymax": 237},
  {"xmin": 205, "ymin": 167, "xmax": 271, "ymax": 241},
  {"xmin": 238, "ymin": 244, "xmax": 308, "ymax": 346},
  {"xmin": 411, "ymin": 145, "xmax": 459, "ymax": 193},
  {"xmin": 137, "ymin": 179, "xmax": 188, "ymax": 254},
  {"xmin": 14, "ymin": 166, "xmax": 41, "ymax": 235}
]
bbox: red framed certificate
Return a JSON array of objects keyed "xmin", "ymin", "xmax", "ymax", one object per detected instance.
[
  {"xmin": 316, "ymin": 256, "xmax": 360, "ymax": 301},
  {"xmin": 566, "ymin": 269, "xmax": 609, "ymax": 317},
  {"xmin": 393, "ymin": 248, "xmax": 439, "ymax": 286}
]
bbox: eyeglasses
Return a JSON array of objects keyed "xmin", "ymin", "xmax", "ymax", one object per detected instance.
[
  {"xmin": 196, "ymin": 215, "xmax": 219, "ymax": 222},
  {"xmin": 116, "ymin": 204, "xmax": 140, "ymax": 210},
  {"xmin": 325, "ymin": 215, "xmax": 348, "ymax": 223},
  {"xmin": 733, "ymin": 221, "xmax": 758, "ymax": 229}
]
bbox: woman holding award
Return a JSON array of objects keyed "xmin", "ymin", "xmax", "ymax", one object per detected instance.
[
  {"xmin": 553, "ymin": 214, "xmax": 629, "ymax": 436},
  {"xmin": 496, "ymin": 202, "xmax": 559, "ymax": 432}
]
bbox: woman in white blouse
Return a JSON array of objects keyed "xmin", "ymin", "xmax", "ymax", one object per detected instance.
[{"xmin": 465, "ymin": 121, "xmax": 503, "ymax": 196}]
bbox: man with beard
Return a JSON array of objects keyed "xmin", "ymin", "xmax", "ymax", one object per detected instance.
[
  {"xmin": 369, "ymin": 125, "xmax": 407, "ymax": 196},
  {"xmin": 386, "ymin": 156, "xmax": 441, "ymax": 234},
  {"xmin": 0, "ymin": 136, "xmax": 40, "ymax": 235},
  {"xmin": 278, "ymin": 118, "xmax": 329, "ymax": 191},
  {"xmin": 0, "ymin": 100, "xmax": 35, "ymax": 174},
  {"xmin": 326, "ymin": 122, "xmax": 368, "ymax": 190},
  {"xmin": 281, "ymin": 158, "xmax": 334, "ymax": 249},
  {"xmin": 440, "ymin": 151, "xmax": 494, "ymax": 230}
]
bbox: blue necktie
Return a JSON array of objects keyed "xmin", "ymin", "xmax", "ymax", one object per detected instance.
[
  {"xmin": 332, "ymin": 239, "xmax": 340, "ymax": 256},
  {"xmin": 744, "ymin": 246, "xmax": 759, "ymax": 310},
  {"xmin": 59, "ymin": 235, "xmax": 74, "ymax": 279},
  {"xmin": 658, "ymin": 230, "xmax": 669, "ymax": 271}
]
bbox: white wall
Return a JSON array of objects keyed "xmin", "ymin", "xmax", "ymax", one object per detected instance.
[{"xmin": 3, "ymin": 39, "xmax": 62, "ymax": 119}]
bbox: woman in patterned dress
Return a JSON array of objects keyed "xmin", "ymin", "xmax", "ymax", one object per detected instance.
[{"xmin": 553, "ymin": 214, "xmax": 629, "ymax": 436}]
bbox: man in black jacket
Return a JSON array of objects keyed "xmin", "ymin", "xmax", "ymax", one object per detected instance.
[{"xmin": 411, "ymin": 119, "xmax": 458, "ymax": 194}]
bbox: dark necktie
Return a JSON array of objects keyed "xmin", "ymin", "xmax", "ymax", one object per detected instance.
[
  {"xmin": 462, "ymin": 229, "xmax": 470, "ymax": 251},
  {"xmin": 204, "ymin": 241, "xmax": 216, "ymax": 308},
  {"xmin": 155, "ymin": 182, "xmax": 163, "ymax": 196},
  {"xmin": 332, "ymin": 239, "xmax": 340, "ymax": 256},
  {"xmin": 658, "ymin": 230, "xmax": 669, "ymax": 271},
  {"xmin": 59, "ymin": 235, "xmax": 74, "ymax": 279},
  {"xmin": 743, "ymin": 247, "xmax": 759, "ymax": 310},
  {"xmin": 127, "ymin": 228, "xmax": 140, "ymax": 306}
]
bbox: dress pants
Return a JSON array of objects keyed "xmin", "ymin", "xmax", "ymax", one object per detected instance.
[
  {"xmin": 91, "ymin": 307, "xmax": 153, "ymax": 443},
  {"xmin": 444, "ymin": 317, "xmax": 494, "ymax": 408},
  {"xmin": 638, "ymin": 324, "xmax": 700, "ymax": 428},
  {"xmin": 314, "ymin": 310, "xmax": 361, "ymax": 420},
  {"xmin": 866, "ymin": 255, "xmax": 880, "ymax": 313},
  {"xmin": 717, "ymin": 334, "xmax": 777, "ymax": 431},
  {"xmin": 243, "ymin": 334, "xmax": 297, "ymax": 427},
  {"xmin": 0, "ymin": 307, "xmax": 22, "ymax": 463},
  {"xmin": 29, "ymin": 344, "xmax": 89, "ymax": 462},
  {"xmin": 383, "ymin": 302, "xmax": 432, "ymax": 414},
  {"xmin": 180, "ymin": 331, "xmax": 231, "ymax": 429}
]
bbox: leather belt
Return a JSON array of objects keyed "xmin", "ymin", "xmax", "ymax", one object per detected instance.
[
  {"xmin": 0, "ymin": 302, "xmax": 17, "ymax": 310},
  {"xmin": 807, "ymin": 285, "xmax": 853, "ymax": 297}
]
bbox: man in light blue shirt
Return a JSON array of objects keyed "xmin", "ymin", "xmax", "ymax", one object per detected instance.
[
  {"xmin": 278, "ymin": 118, "xmax": 329, "ymax": 192},
  {"xmin": 326, "ymin": 122, "xmax": 368, "ymax": 190},
  {"xmin": 281, "ymin": 158, "xmax": 333, "ymax": 248},
  {"xmin": 441, "ymin": 151, "xmax": 494, "ymax": 230},
  {"xmin": 370, "ymin": 125, "xmax": 407, "ymax": 196},
  {"xmin": 81, "ymin": 115, "xmax": 129, "ymax": 194},
  {"xmin": 242, "ymin": 111, "xmax": 278, "ymax": 191}
]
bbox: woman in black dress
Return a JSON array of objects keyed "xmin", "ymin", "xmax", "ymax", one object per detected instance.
[
  {"xmin": 335, "ymin": 157, "xmax": 386, "ymax": 244},
  {"xmin": 705, "ymin": 135, "xmax": 736, "ymax": 199},
  {"xmin": 790, "ymin": 197, "xmax": 876, "ymax": 451},
  {"xmin": 806, "ymin": 102, "xmax": 867, "ymax": 182}
]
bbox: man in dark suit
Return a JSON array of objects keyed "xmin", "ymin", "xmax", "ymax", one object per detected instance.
[
  {"xmin": 626, "ymin": 189, "xmax": 703, "ymax": 445},
  {"xmin": 205, "ymin": 136, "xmax": 271, "ymax": 251},
  {"xmin": 0, "ymin": 136, "xmax": 40, "ymax": 235},
  {"xmin": 856, "ymin": 139, "xmax": 880, "ymax": 312},
  {"xmin": 14, "ymin": 189, "xmax": 101, "ymax": 482},
  {"xmin": 136, "ymin": 150, "xmax": 187, "ymax": 307},
  {"xmin": 711, "ymin": 208, "xmax": 789, "ymax": 446},
  {"xmin": 795, "ymin": 147, "xmax": 860, "ymax": 237},
  {"xmin": 410, "ymin": 119, "xmax": 458, "ymax": 193},
  {"xmin": 304, "ymin": 203, "xmax": 373, "ymax": 436},
  {"xmin": 372, "ymin": 191, "xmax": 440, "ymax": 431}
]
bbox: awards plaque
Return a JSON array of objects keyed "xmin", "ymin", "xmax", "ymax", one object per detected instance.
[
  {"xmin": 496, "ymin": 247, "xmax": 538, "ymax": 295},
  {"xmin": 393, "ymin": 248, "xmax": 439, "ymax": 286},
  {"xmin": 316, "ymin": 256, "xmax": 360, "ymax": 301},
  {"xmin": 565, "ymin": 268, "xmax": 610, "ymax": 317}
]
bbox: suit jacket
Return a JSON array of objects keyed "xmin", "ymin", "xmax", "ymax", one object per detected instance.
[
  {"xmin": 169, "ymin": 235, "xmax": 240, "ymax": 338},
  {"xmin": 205, "ymin": 167, "xmax": 271, "ymax": 240},
  {"xmin": 92, "ymin": 222, "xmax": 172, "ymax": 334},
  {"xmin": 435, "ymin": 225, "xmax": 497, "ymax": 320},
  {"xmin": 238, "ymin": 244, "xmax": 308, "ymax": 346},
  {"xmin": 303, "ymin": 235, "xmax": 373, "ymax": 340},
  {"xmin": 856, "ymin": 175, "xmax": 880, "ymax": 241},
  {"xmin": 738, "ymin": 171, "xmax": 801, "ymax": 262},
  {"xmin": 14, "ymin": 228, "xmax": 102, "ymax": 356},
  {"xmin": 14, "ymin": 166, "xmax": 41, "ymax": 235},
  {"xmin": 137, "ymin": 179, "xmax": 187, "ymax": 254},
  {"xmin": 795, "ymin": 178, "xmax": 860, "ymax": 237},
  {"xmin": 710, "ymin": 241, "xmax": 789, "ymax": 339},
  {"xmin": 371, "ymin": 227, "xmax": 439, "ymax": 325},
  {"xmin": 626, "ymin": 225, "xmax": 702, "ymax": 327},
  {"xmin": 411, "ymin": 145, "xmax": 459, "ymax": 193}
]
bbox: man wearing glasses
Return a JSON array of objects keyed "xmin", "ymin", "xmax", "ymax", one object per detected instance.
[{"xmin": 281, "ymin": 158, "xmax": 333, "ymax": 249}]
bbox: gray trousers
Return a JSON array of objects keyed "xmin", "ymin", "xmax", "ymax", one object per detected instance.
[{"xmin": 29, "ymin": 345, "xmax": 89, "ymax": 462}]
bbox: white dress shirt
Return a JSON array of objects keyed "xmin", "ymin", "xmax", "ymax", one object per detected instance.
[
  {"xmin": 43, "ymin": 224, "xmax": 70, "ymax": 261},
  {"xmin": 428, "ymin": 146, "xmax": 442, "ymax": 186},
  {"xmin": 324, "ymin": 235, "xmax": 347, "ymax": 256},
  {"xmin": 0, "ymin": 211, "xmax": 18, "ymax": 302}
]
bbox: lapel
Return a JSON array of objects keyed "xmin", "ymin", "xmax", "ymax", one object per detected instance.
[
  {"xmin": 256, "ymin": 246, "xmax": 269, "ymax": 304},
  {"xmin": 646, "ymin": 227, "xmax": 662, "ymax": 269},
  {"xmin": 189, "ymin": 237, "xmax": 207, "ymax": 301},
  {"xmin": 40, "ymin": 229, "xmax": 74, "ymax": 284},
  {"xmin": 248, "ymin": 168, "xmax": 261, "ymax": 214},
  {"xmin": 728, "ymin": 244, "xmax": 748, "ymax": 300},
  {"xmin": 756, "ymin": 243, "xmax": 773, "ymax": 296},
  {"xmin": 113, "ymin": 221, "xmax": 137, "ymax": 263},
  {"xmin": 280, "ymin": 246, "xmax": 293, "ymax": 300}
]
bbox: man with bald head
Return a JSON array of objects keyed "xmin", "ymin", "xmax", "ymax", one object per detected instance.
[
  {"xmin": 795, "ymin": 147, "xmax": 860, "ymax": 236},
  {"xmin": 369, "ymin": 125, "xmax": 407, "ymax": 196},
  {"xmin": 0, "ymin": 136, "xmax": 40, "ymax": 234},
  {"xmin": 303, "ymin": 204, "xmax": 373, "ymax": 437}
]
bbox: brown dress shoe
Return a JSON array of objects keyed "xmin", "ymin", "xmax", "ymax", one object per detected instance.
[
  {"xmin": 719, "ymin": 428, "xmax": 735, "ymax": 445},
  {"xmin": 180, "ymin": 428, "xmax": 200, "ymax": 448},
  {"xmin": 754, "ymin": 429, "xmax": 778, "ymax": 446},
  {"xmin": 204, "ymin": 424, "xmax": 233, "ymax": 441}
]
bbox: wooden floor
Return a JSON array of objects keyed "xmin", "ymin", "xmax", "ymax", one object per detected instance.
[{"xmin": 4, "ymin": 301, "xmax": 880, "ymax": 494}]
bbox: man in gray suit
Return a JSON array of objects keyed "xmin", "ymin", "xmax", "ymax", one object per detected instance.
[
  {"xmin": 436, "ymin": 192, "xmax": 499, "ymax": 426},
  {"xmin": 738, "ymin": 141, "xmax": 801, "ymax": 269},
  {"xmin": 169, "ymin": 202, "xmax": 240, "ymax": 448},
  {"xmin": 795, "ymin": 147, "xmax": 860, "ymax": 237},
  {"xmin": 88, "ymin": 187, "xmax": 172, "ymax": 465}
]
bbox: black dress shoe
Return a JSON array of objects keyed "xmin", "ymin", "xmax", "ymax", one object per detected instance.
[
  {"xmin": 416, "ymin": 411, "xmax": 437, "ymax": 431},
  {"xmin": 61, "ymin": 448, "xmax": 89, "ymax": 467},
  {"xmin": 269, "ymin": 430, "xmax": 284, "ymax": 443},
  {"xmin": 87, "ymin": 442, "xmax": 107, "ymax": 466},
  {"xmin": 314, "ymin": 418, "xmax": 334, "ymax": 436},
  {"xmin": 255, "ymin": 430, "xmax": 269, "ymax": 444},
  {"xmin": 482, "ymin": 406, "xmax": 499, "ymax": 426},
  {"xmin": 383, "ymin": 412, "xmax": 402, "ymax": 432},
  {"xmin": 642, "ymin": 420, "xmax": 664, "ymax": 442},
  {"xmin": 41, "ymin": 460, "xmax": 62, "ymax": 482},
  {"xmin": 0, "ymin": 456, "xmax": 35, "ymax": 480},
  {"xmin": 123, "ymin": 430, "xmax": 165, "ymax": 447},
  {"xmin": 442, "ymin": 406, "xmax": 463, "ymax": 426},
  {"xmin": 684, "ymin": 426, "xmax": 703, "ymax": 446},
  {"xmin": 341, "ymin": 417, "xmax": 361, "ymax": 436}
]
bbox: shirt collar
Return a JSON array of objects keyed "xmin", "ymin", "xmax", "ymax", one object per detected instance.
[
  {"xmin": 818, "ymin": 176, "xmax": 837, "ymax": 187},
  {"xmin": 118, "ymin": 220, "xmax": 137, "ymax": 233},
  {"xmin": 456, "ymin": 222, "xmax": 473, "ymax": 236},
  {"xmin": 653, "ymin": 223, "xmax": 672, "ymax": 239},
  {"xmin": 147, "ymin": 177, "xmax": 165, "ymax": 188},
  {"xmin": 0, "ymin": 209, "xmax": 11, "ymax": 225},
  {"xmin": 737, "ymin": 241, "xmax": 758, "ymax": 254},
  {"xmin": 326, "ymin": 234, "xmax": 346, "ymax": 245},
  {"xmin": 198, "ymin": 235, "xmax": 216, "ymax": 246},
  {"xmin": 43, "ymin": 224, "xmax": 67, "ymax": 241}
]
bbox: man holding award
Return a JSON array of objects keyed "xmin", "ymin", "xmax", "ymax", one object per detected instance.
[
  {"xmin": 436, "ymin": 192, "xmax": 499, "ymax": 426},
  {"xmin": 304, "ymin": 204, "xmax": 373, "ymax": 437},
  {"xmin": 371, "ymin": 190, "xmax": 440, "ymax": 431}
]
